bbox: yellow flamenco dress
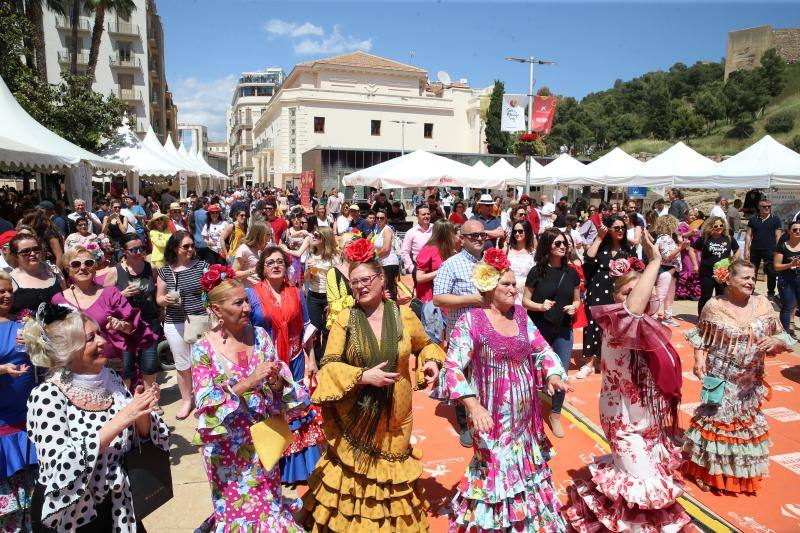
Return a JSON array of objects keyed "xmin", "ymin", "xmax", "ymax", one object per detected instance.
[{"xmin": 298, "ymin": 302, "xmax": 444, "ymax": 532}]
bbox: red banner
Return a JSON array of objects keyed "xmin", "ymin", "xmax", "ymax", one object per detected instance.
[
  {"xmin": 300, "ymin": 171, "xmax": 315, "ymax": 210},
  {"xmin": 531, "ymin": 96, "xmax": 557, "ymax": 134}
]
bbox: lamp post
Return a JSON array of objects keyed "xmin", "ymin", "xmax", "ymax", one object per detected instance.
[
  {"xmin": 506, "ymin": 56, "xmax": 555, "ymax": 194},
  {"xmin": 390, "ymin": 119, "xmax": 416, "ymax": 204}
]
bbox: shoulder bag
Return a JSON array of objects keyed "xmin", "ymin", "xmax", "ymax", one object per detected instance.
[
  {"xmin": 125, "ymin": 429, "xmax": 173, "ymax": 519},
  {"xmin": 170, "ymin": 265, "xmax": 210, "ymax": 343}
]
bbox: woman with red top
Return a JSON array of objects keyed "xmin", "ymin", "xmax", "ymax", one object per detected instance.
[
  {"xmin": 414, "ymin": 220, "xmax": 459, "ymax": 303},
  {"xmin": 564, "ymin": 232, "xmax": 589, "ymax": 329},
  {"xmin": 449, "ymin": 200, "xmax": 468, "ymax": 225}
]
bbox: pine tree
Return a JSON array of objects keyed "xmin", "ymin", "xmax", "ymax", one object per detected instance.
[{"xmin": 485, "ymin": 80, "xmax": 511, "ymax": 154}]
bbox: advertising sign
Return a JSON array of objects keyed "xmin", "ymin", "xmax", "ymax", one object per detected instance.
[
  {"xmin": 301, "ymin": 171, "xmax": 315, "ymax": 210},
  {"xmin": 531, "ymin": 96, "xmax": 557, "ymax": 134},
  {"xmin": 501, "ymin": 94, "xmax": 529, "ymax": 132}
]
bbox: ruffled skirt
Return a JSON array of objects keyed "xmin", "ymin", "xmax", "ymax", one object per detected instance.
[
  {"xmin": 682, "ymin": 381, "xmax": 771, "ymax": 493},
  {"xmin": 280, "ymin": 355, "xmax": 325, "ymax": 484}
]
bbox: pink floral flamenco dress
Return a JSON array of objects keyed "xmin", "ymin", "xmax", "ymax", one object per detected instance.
[
  {"xmin": 191, "ymin": 326, "xmax": 307, "ymax": 532},
  {"xmin": 432, "ymin": 306, "xmax": 567, "ymax": 532},
  {"xmin": 566, "ymin": 298, "xmax": 691, "ymax": 533}
]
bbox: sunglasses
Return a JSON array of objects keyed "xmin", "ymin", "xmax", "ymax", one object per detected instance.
[
  {"xmin": 126, "ymin": 245, "xmax": 146, "ymax": 254},
  {"xmin": 513, "ymin": 229, "xmax": 526, "ymax": 234},
  {"xmin": 610, "ymin": 226, "xmax": 625, "ymax": 232},
  {"xmin": 462, "ymin": 232, "xmax": 488, "ymax": 241},
  {"xmin": 265, "ymin": 258, "xmax": 285, "ymax": 267},
  {"xmin": 760, "ymin": 205, "xmax": 772, "ymax": 209},
  {"xmin": 376, "ymin": 215, "xmax": 386, "ymax": 220},
  {"xmin": 112, "ymin": 205, "xmax": 121, "ymax": 209},
  {"xmin": 237, "ymin": 213, "xmax": 246, "ymax": 218},
  {"xmin": 69, "ymin": 259, "xmax": 96, "ymax": 270},
  {"xmin": 552, "ymin": 240, "xmax": 567, "ymax": 248},
  {"xmin": 791, "ymin": 227, "xmax": 800, "ymax": 233},
  {"xmin": 712, "ymin": 224, "xmax": 725, "ymax": 229},
  {"xmin": 180, "ymin": 243, "xmax": 195, "ymax": 250},
  {"xmin": 312, "ymin": 232, "xmax": 322, "ymax": 238},
  {"xmin": 15, "ymin": 246, "xmax": 41, "ymax": 256}
]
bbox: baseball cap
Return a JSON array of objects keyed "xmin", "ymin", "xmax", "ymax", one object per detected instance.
[
  {"xmin": 37, "ymin": 200, "xmax": 54, "ymax": 210},
  {"xmin": 0, "ymin": 230, "xmax": 17, "ymax": 247}
]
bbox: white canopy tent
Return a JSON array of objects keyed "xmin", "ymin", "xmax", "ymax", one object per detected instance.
[
  {"xmin": 487, "ymin": 159, "xmax": 518, "ymax": 182},
  {"xmin": 342, "ymin": 150, "xmax": 505, "ymax": 190},
  {"xmin": 529, "ymin": 153, "xmax": 583, "ymax": 186},
  {"xmin": 506, "ymin": 160, "xmax": 544, "ymax": 187},
  {"xmin": 633, "ymin": 141, "xmax": 717, "ymax": 188},
  {"xmin": 566, "ymin": 147, "xmax": 645, "ymax": 186},
  {"xmin": 100, "ymin": 117, "xmax": 183, "ymax": 177},
  {"xmin": 676, "ymin": 135, "xmax": 800, "ymax": 189},
  {"xmin": 0, "ymin": 135, "xmax": 74, "ymax": 172}
]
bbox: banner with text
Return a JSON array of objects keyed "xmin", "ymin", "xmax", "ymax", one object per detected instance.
[
  {"xmin": 501, "ymin": 94, "xmax": 529, "ymax": 132},
  {"xmin": 301, "ymin": 171, "xmax": 315, "ymax": 210},
  {"xmin": 532, "ymin": 95, "xmax": 557, "ymax": 134}
]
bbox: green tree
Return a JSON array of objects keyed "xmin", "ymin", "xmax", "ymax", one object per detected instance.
[
  {"xmin": 723, "ymin": 69, "xmax": 768, "ymax": 122},
  {"xmin": 643, "ymin": 73, "xmax": 672, "ymax": 138},
  {"xmin": 22, "ymin": 0, "xmax": 67, "ymax": 82},
  {"xmin": 760, "ymin": 48, "xmax": 787, "ymax": 97},
  {"xmin": 85, "ymin": 0, "xmax": 137, "ymax": 80},
  {"xmin": 485, "ymin": 80, "xmax": 511, "ymax": 154},
  {"xmin": 536, "ymin": 86, "xmax": 552, "ymax": 96},
  {"xmin": 694, "ymin": 83, "xmax": 725, "ymax": 132},
  {"xmin": 671, "ymin": 101, "xmax": 704, "ymax": 139}
]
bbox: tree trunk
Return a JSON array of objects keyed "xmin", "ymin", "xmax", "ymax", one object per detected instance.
[
  {"xmin": 70, "ymin": 0, "xmax": 80, "ymax": 74},
  {"xmin": 87, "ymin": 4, "xmax": 105, "ymax": 81},
  {"xmin": 27, "ymin": 0, "xmax": 48, "ymax": 82}
]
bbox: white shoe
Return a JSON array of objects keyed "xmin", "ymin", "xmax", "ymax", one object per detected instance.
[
  {"xmin": 661, "ymin": 318, "xmax": 680, "ymax": 327},
  {"xmin": 574, "ymin": 364, "xmax": 595, "ymax": 379}
]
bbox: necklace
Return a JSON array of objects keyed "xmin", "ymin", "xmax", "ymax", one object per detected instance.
[{"xmin": 53, "ymin": 368, "xmax": 113, "ymax": 406}]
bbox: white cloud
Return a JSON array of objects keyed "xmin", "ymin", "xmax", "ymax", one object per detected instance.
[
  {"xmin": 171, "ymin": 74, "xmax": 237, "ymax": 141},
  {"xmin": 263, "ymin": 20, "xmax": 372, "ymax": 55},
  {"xmin": 264, "ymin": 19, "xmax": 323, "ymax": 38}
]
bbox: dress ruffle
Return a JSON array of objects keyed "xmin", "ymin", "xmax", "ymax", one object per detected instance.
[
  {"xmin": 0, "ymin": 429, "xmax": 37, "ymax": 479},
  {"xmin": 280, "ymin": 408, "xmax": 325, "ymax": 484},
  {"xmin": 590, "ymin": 298, "xmax": 670, "ymax": 352}
]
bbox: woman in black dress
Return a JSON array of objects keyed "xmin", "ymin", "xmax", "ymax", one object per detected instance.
[{"xmin": 575, "ymin": 215, "xmax": 633, "ymax": 379}]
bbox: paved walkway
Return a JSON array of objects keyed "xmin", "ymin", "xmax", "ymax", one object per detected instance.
[{"xmin": 143, "ymin": 292, "xmax": 800, "ymax": 532}]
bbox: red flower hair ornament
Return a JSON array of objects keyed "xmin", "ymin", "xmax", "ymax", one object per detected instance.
[
  {"xmin": 484, "ymin": 248, "xmax": 511, "ymax": 273},
  {"xmin": 345, "ymin": 238, "xmax": 378, "ymax": 264},
  {"xmin": 200, "ymin": 264, "xmax": 237, "ymax": 306}
]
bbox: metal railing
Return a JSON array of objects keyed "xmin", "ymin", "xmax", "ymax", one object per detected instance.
[
  {"xmin": 109, "ymin": 55, "xmax": 141, "ymax": 68},
  {"xmin": 57, "ymin": 51, "xmax": 89, "ymax": 65},
  {"xmin": 107, "ymin": 21, "xmax": 139, "ymax": 35},
  {"xmin": 118, "ymin": 88, "xmax": 142, "ymax": 101},
  {"xmin": 55, "ymin": 15, "xmax": 91, "ymax": 31}
]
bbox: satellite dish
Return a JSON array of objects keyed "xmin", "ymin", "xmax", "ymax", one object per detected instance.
[{"xmin": 437, "ymin": 71, "xmax": 452, "ymax": 85}]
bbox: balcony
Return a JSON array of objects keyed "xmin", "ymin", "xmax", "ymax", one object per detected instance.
[
  {"xmin": 57, "ymin": 51, "xmax": 89, "ymax": 66},
  {"xmin": 253, "ymin": 138, "xmax": 273, "ymax": 155},
  {"xmin": 55, "ymin": 15, "xmax": 91, "ymax": 32},
  {"xmin": 118, "ymin": 88, "xmax": 143, "ymax": 102},
  {"xmin": 107, "ymin": 21, "xmax": 140, "ymax": 36},
  {"xmin": 109, "ymin": 54, "xmax": 141, "ymax": 70}
]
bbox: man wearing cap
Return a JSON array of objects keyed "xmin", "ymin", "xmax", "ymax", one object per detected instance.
[
  {"xmin": 67, "ymin": 198, "xmax": 102, "ymax": 233},
  {"xmin": 0, "ymin": 230, "xmax": 17, "ymax": 272},
  {"xmin": 93, "ymin": 198, "xmax": 110, "ymax": 225},
  {"xmin": 519, "ymin": 194, "xmax": 540, "ymax": 235},
  {"xmin": 347, "ymin": 204, "xmax": 372, "ymax": 237},
  {"xmin": 540, "ymin": 203, "xmax": 556, "ymax": 234},
  {"xmin": 167, "ymin": 202, "xmax": 187, "ymax": 232},
  {"xmin": 38, "ymin": 200, "xmax": 67, "ymax": 237},
  {"xmin": 470, "ymin": 194, "xmax": 504, "ymax": 249}
]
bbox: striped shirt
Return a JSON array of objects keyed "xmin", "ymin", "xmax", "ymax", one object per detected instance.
[{"xmin": 158, "ymin": 260, "xmax": 208, "ymax": 323}]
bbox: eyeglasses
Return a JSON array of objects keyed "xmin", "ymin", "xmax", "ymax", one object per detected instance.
[
  {"xmin": 760, "ymin": 205, "xmax": 772, "ymax": 209},
  {"xmin": 552, "ymin": 240, "xmax": 567, "ymax": 248},
  {"xmin": 180, "ymin": 243, "xmax": 195, "ymax": 250},
  {"xmin": 462, "ymin": 232, "xmax": 488, "ymax": 241},
  {"xmin": 126, "ymin": 245, "xmax": 146, "ymax": 254},
  {"xmin": 15, "ymin": 246, "xmax": 40, "ymax": 256},
  {"xmin": 712, "ymin": 224, "xmax": 725, "ymax": 229},
  {"xmin": 237, "ymin": 213, "xmax": 246, "ymax": 218},
  {"xmin": 350, "ymin": 273, "xmax": 379, "ymax": 289},
  {"xmin": 610, "ymin": 226, "xmax": 625, "ymax": 232},
  {"xmin": 69, "ymin": 259, "xmax": 95, "ymax": 270},
  {"xmin": 265, "ymin": 258, "xmax": 285, "ymax": 267},
  {"xmin": 513, "ymin": 229, "xmax": 526, "ymax": 234}
]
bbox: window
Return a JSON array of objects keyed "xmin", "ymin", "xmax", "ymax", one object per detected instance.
[
  {"xmin": 371, "ymin": 120, "xmax": 381, "ymax": 136},
  {"xmin": 314, "ymin": 116, "xmax": 325, "ymax": 133},
  {"xmin": 424, "ymin": 123, "xmax": 433, "ymax": 139}
]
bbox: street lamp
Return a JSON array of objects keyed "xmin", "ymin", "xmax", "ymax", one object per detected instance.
[
  {"xmin": 390, "ymin": 120, "xmax": 416, "ymax": 202},
  {"xmin": 506, "ymin": 56, "xmax": 555, "ymax": 193}
]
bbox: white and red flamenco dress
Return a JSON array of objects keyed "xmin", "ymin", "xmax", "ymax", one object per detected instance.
[{"xmin": 565, "ymin": 298, "xmax": 691, "ymax": 533}]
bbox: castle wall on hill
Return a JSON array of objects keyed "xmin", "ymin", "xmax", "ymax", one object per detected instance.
[{"xmin": 725, "ymin": 25, "xmax": 800, "ymax": 80}]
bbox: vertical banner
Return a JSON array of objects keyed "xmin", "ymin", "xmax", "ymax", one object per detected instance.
[
  {"xmin": 301, "ymin": 171, "xmax": 315, "ymax": 210},
  {"xmin": 532, "ymin": 95, "xmax": 557, "ymax": 134},
  {"xmin": 501, "ymin": 94, "xmax": 529, "ymax": 132}
]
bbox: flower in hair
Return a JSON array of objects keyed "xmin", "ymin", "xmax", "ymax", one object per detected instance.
[
  {"xmin": 484, "ymin": 248, "xmax": 511, "ymax": 273},
  {"xmin": 472, "ymin": 263, "xmax": 502, "ymax": 292},
  {"xmin": 712, "ymin": 258, "xmax": 732, "ymax": 284},
  {"xmin": 345, "ymin": 238, "xmax": 378, "ymax": 263},
  {"xmin": 84, "ymin": 241, "xmax": 103, "ymax": 262},
  {"xmin": 609, "ymin": 257, "xmax": 646, "ymax": 278},
  {"xmin": 200, "ymin": 264, "xmax": 237, "ymax": 306}
]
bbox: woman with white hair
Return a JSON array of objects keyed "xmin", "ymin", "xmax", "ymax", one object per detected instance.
[{"xmin": 25, "ymin": 303, "xmax": 169, "ymax": 531}]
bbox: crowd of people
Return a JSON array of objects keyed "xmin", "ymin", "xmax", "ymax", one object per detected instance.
[{"xmin": 0, "ymin": 182, "xmax": 796, "ymax": 532}]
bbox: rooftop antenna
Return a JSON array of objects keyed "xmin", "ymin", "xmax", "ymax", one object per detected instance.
[{"xmin": 437, "ymin": 70, "xmax": 452, "ymax": 85}]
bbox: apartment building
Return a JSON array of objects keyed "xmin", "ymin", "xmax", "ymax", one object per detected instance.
[
  {"xmin": 207, "ymin": 141, "xmax": 229, "ymax": 176},
  {"xmin": 41, "ymin": 0, "xmax": 177, "ymax": 143},
  {"xmin": 227, "ymin": 69, "xmax": 285, "ymax": 186},
  {"xmin": 252, "ymin": 51, "xmax": 483, "ymax": 191}
]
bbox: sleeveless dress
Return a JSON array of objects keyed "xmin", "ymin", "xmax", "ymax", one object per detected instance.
[
  {"xmin": 10, "ymin": 274, "xmax": 60, "ymax": 316},
  {"xmin": 433, "ymin": 306, "xmax": 567, "ymax": 532},
  {"xmin": 583, "ymin": 246, "xmax": 626, "ymax": 359}
]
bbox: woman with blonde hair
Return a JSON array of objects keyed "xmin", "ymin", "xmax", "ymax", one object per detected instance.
[
  {"xmin": 653, "ymin": 215, "xmax": 689, "ymax": 327},
  {"xmin": 25, "ymin": 303, "xmax": 168, "ymax": 531},
  {"xmin": 692, "ymin": 216, "xmax": 740, "ymax": 315},
  {"xmin": 326, "ymin": 232, "xmax": 357, "ymax": 330},
  {"xmin": 305, "ymin": 226, "xmax": 338, "ymax": 362},
  {"xmin": 190, "ymin": 267, "xmax": 307, "ymax": 530},
  {"xmin": 147, "ymin": 213, "xmax": 171, "ymax": 268},
  {"xmin": 232, "ymin": 221, "xmax": 273, "ymax": 289}
]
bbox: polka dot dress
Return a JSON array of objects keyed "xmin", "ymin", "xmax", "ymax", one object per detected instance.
[
  {"xmin": 582, "ymin": 246, "xmax": 626, "ymax": 359},
  {"xmin": 26, "ymin": 369, "xmax": 170, "ymax": 532}
]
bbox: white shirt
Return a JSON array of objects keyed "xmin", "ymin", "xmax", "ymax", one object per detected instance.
[
  {"xmin": 119, "ymin": 208, "xmax": 138, "ymax": 233},
  {"xmin": 67, "ymin": 210, "xmax": 102, "ymax": 231},
  {"xmin": 335, "ymin": 215, "xmax": 351, "ymax": 235},
  {"xmin": 201, "ymin": 220, "xmax": 229, "ymax": 253},
  {"xmin": 710, "ymin": 205, "xmax": 727, "ymax": 220}
]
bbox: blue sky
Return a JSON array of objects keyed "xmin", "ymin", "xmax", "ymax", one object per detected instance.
[{"xmin": 159, "ymin": 1, "xmax": 800, "ymax": 140}]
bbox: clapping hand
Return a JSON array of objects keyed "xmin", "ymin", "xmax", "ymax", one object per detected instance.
[
  {"xmin": 640, "ymin": 230, "xmax": 660, "ymax": 263},
  {"xmin": 563, "ymin": 304, "xmax": 577, "ymax": 316},
  {"xmin": 756, "ymin": 336, "xmax": 784, "ymax": 355},
  {"xmin": 546, "ymin": 376, "xmax": 573, "ymax": 396},
  {"xmin": 359, "ymin": 361, "xmax": 399, "ymax": 387},
  {"xmin": 123, "ymin": 384, "xmax": 159, "ymax": 423},
  {"xmin": 249, "ymin": 362, "xmax": 281, "ymax": 390},
  {"xmin": 597, "ymin": 224, "xmax": 608, "ymax": 239}
]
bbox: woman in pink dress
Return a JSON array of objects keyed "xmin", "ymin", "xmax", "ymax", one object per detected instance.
[{"xmin": 566, "ymin": 232, "xmax": 690, "ymax": 532}]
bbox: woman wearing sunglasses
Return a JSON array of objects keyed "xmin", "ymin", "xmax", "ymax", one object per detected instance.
[
  {"xmin": 156, "ymin": 231, "xmax": 209, "ymax": 420},
  {"xmin": 577, "ymin": 215, "xmax": 633, "ymax": 379},
  {"xmin": 692, "ymin": 216, "xmax": 740, "ymax": 315},
  {"xmin": 374, "ymin": 209, "xmax": 400, "ymax": 300},
  {"xmin": 505, "ymin": 219, "xmax": 536, "ymax": 304},
  {"xmin": 115, "ymin": 233, "xmax": 162, "ymax": 389},
  {"xmin": 64, "ymin": 216, "xmax": 98, "ymax": 252},
  {"xmin": 774, "ymin": 219, "xmax": 800, "ymax": 336},
  {"xmin": 51, "ymin": 246, "xmax": 157, "ymax": 379},
  {"xmin": 8, "ymin": 234, "xmax": 65, "ymax": 316}
]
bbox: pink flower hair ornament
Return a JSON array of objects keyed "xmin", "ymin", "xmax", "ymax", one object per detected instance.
[{"xmin": 609, "ymin": 257, "xmax": 646, "ymax": 278}]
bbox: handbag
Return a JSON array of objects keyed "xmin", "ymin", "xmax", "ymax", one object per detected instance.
[
  {"xmin": 125, "ymin": 435, "xmax": 174, "ymax": 519},
  {"xmin": 249, "ymin": 416, "xmax": 293, "ymax": 471},
  {"xmin": 700, "ymin": 375, "xmax": 727, "ymax": 405},
  {"xmin": 171, "ymin": 266, "xmax": 210, "ymax": 343}
]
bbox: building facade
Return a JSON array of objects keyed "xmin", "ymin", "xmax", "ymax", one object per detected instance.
[
  {"xmin": 252, "ymin": 51, "xmax": 484, "ymax": 191},
  {"xmin": 41, "ymin": 0, "xmax": 177, "ymax": 143},
  {"xmin": 178, "ymin": 124, "xmax": 208, "ymax": 157},
  {"xmin": 227, "ymin": 69, "xmax": 285, "ymax": 186},
  {"xmin": 207, "ymin": 141, "xmax": 229, "ymax": 176}
]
